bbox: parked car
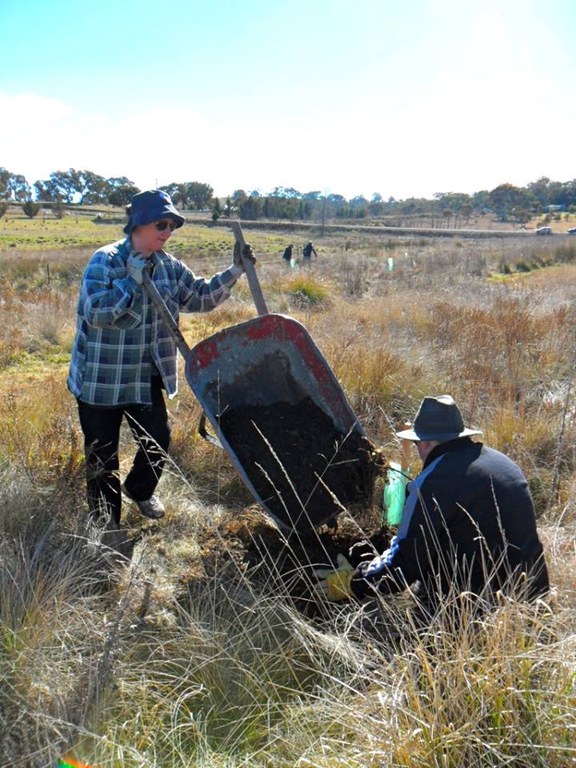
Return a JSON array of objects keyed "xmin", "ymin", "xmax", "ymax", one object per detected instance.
[
  {"xmin": 568, "ymin": 227, "xmax": 576, "ymax": 235},
  {"xmin": 535, "ymin": 226, "xmax": 552, "ymax": 235}
]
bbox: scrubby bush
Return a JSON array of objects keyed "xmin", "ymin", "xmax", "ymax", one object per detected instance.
[{"xmin": 22, "ymin": 200, "xmax": 40, "ymax": 219}]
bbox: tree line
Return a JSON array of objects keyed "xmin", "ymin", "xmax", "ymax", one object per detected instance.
[{"xmin": 1, "ymin": 166, "xmax": 576, "ymax": 223}]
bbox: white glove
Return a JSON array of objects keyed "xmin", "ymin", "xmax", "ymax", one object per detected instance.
[
  {"xmin": 314, "ymin": 554, "xmax": 356, "ymax": 601},
  {"xmin": 126, "ymin": 253, "xmax": 150, "ymax": 285}
]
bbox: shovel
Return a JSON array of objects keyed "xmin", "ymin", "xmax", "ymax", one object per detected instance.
[{"xmin": 143, "ymin": 222, "xmax": 380, "ymax": 533}]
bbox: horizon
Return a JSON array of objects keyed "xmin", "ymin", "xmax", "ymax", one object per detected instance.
[{"xmin": 3, "ymin": 171, "xmax": 575, "ymax": 206}]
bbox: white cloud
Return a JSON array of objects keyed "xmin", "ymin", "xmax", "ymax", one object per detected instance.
[
  {"xmin": 1, "ymin": 79, "xmax": 574, "ymax": 202},
  {"xmin": 0, "ymin": 92, "xmax": 72, "ymax": 126}
]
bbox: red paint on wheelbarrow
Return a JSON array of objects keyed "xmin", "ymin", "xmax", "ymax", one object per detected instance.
[{"xmin": 185, "ymin": 314, "xmax": 368, "ymax": 532}]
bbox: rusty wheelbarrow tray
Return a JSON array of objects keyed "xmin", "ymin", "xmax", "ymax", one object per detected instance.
[{"xmin": 143, "ymin": 222, "xmax": 379, "ymax": 533}]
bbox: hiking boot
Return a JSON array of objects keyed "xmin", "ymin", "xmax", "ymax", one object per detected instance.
[{"xmin": 121, "ymin": 483, "xmax": 165, "ymax": 519}]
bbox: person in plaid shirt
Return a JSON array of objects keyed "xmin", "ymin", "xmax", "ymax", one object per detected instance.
[{"xmin": 68, "ymin": 189, "xmax": 255, "ymax": 529}]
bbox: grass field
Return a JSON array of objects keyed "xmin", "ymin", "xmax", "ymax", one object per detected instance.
[{"xmin": 0, "ymin": 213, "xmax": 575, "ymax": 766}]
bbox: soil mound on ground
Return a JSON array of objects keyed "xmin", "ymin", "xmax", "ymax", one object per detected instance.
[{"xmin": 192, "ymin": 506, "xmax": 393, "ymax": 617}]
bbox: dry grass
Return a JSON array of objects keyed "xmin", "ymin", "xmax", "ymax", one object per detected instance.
[{"xmin": 1, "ymin": 219, "xmax": 576, "ymax": 765}]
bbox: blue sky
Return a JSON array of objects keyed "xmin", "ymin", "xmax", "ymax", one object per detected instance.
[{"xmin": 1, "ymin": 0, "xmax": 574, "ymax": 200}]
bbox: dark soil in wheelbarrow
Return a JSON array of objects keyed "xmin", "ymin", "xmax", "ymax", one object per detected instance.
[
  {"xmin": 217, "ymin": 396, "xmax": 385, "ymax": 532},
  {"xmin": 188, "ymin": 396, "xmax": 390, "ymax": 617}
]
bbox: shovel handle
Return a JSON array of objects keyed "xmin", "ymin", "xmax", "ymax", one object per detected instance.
[
  {"xmin": 141, "ymin": 271, "xmax": 191, "ymax": 358},
  {"xmin": 230, "ymin": 220, "xmax": 269, "ymax": 316}
]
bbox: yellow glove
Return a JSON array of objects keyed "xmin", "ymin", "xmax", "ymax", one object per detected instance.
[{"xmin": 314, "ymin": 554, "xmax": 355, "ymax": 601}]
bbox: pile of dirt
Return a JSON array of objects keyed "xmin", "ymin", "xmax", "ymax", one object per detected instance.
[
  {"xmin": 218, "ymin": 397, "xmax": 385, "ymax": 532},
  {"xmin": 191, "ymin": 506, "xmax": 393, "ymax": 617}
]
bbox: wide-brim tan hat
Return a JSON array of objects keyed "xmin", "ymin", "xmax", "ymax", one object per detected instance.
[{"xmin": 396, "ymin": 395, "xmax": 482, "ymax": 442}]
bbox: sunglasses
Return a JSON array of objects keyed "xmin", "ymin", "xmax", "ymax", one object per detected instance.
[{"xmin": 154, "ymin": 220, "xmax": 178, "ymax": 232}]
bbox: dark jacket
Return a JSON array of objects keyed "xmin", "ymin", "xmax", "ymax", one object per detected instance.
[
  {"xmin": 352, "ymin": 438, "xmax": 549, "ymax": 602},
  {"xmin": 303, "ymin": 242, "xmax": 317, "ymax": 259}
]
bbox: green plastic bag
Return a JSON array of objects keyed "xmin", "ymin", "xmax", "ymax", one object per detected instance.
[{"xmin": 382, "ymin": 461, "xmax": 408, "ymax": 526}]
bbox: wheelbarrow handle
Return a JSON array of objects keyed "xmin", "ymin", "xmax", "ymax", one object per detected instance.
[
  {"xmin": 230, "ymin": 220, "xmax": 269, "ymax": 316},
  {"xmin": 141, "ymin": 270, "xmax": 191, "ymax": 358}
]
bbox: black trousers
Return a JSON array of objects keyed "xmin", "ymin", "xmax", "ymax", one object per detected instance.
[{"xmin": 77, "ymin": 378, "xmax": 171, "ymax": 525}]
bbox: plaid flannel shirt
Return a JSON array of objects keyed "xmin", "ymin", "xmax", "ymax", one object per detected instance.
[{"xmin": 68, "ymin": 238, "xmax": 242, "ymax": 406}]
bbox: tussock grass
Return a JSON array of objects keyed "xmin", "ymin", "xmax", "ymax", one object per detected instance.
[{"xmin": 283, "ymin": 273, "xmax": 332, "ymax": 310}]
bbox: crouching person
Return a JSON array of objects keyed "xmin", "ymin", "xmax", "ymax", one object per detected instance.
[{"xmin": 316, "ymin": 395, "xmax": 549, "ymax": 617}]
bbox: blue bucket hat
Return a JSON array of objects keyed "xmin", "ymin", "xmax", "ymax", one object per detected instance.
[{"xmin": 124, "ymin": 189, "xmax": 185, "ymax": 235}]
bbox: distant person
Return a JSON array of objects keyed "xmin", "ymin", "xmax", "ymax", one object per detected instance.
[
  {"xmin": 302, "ymin": 241, "xmax": 318, "ymax": 265},
  {"xmin": 316, "ymin": 395, "xmax": 549, "ymax": 609},
  {"xmin": 282, "ymin": 243, "xmax": 294, "ymax": 265},
  {"xmin": 68, "ymin": 189, "xmax": 255, "ymax": 531}
]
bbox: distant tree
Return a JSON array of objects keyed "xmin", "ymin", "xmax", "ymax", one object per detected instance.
[
  {"xmin": 299, "ymin": 199, "xmax": 312, "ymax": 219},
  {"xmin": 160, "ymin": 182, "xmax": 179, "ymax": 201},
  {"xmin": 51, "ymin": 200, "xmax": 66, "ymax": 218},
  {"xmin": 281, "ymin": 198, "xmax": 300, "ymax": 220},
  {"xmin": 527, "ymin": 177, "xmax": 552, "ymax": 209},
  {"xmin": 108, "ymin": 182, "xmax": 139, "ymax": 207},
  {"xmin": 461, "ymin": 203, "xmax": 473, "ymax": 224},
  {"xmin": 335, "ymin": 203, "xmax": 352, "ymax": 218},
  {"xmin": 547, "ymin": 180, "xmax": 572, "ymax": 209},
  {"xmin": 435, "ymin": 192, "xmax": 472, "ymax": 216},
  {"xmin": 77, "ymin": 170, "xmax": 111, "ymax": 204},
  {"xmin": 0, "ymin": 168, "xmax": 32, "ymax": 203},
  {"xmin": 349, "ymin": 196, "xmax": 368, "ymax": 217},
  {"xmin": 0, "ymin": 168, "xmax": 10, "ymax": 199},
  {"xmin": 472, "ymin": 189, "xmax": 491, "ymax": 214},
  {"xmin": 231, "ymin": 189, "xmax": 248, "ymax": 208},
  {"xmin": 271, "ymin": 186, "xmax": 301, "ymax": 199},
  {"xmin": 489, "ymin": 184, "xmax": 535, "ymax": 221},
  {"xmin": 264, "ymin": 193, "xmax": 302, "ymax": 220},
  {"xmin": 511, "ymin": 207, "xmax": 532, "ymax": 225},
  {"xmin": 564, "ymin": 179, "xmax": 576, "ymax": 209},
  {"xmin": 368, "ymin": 194, "xmax": 384, "ymax": 217},
  {"xmin": 238, "ymin": 193, "xmax": 262, "ymax": 220},
  {"xmin": 170, "ymin": 183, "xmax": 190, "ymax": 209},
  {"xmin": 41, "ymin": 169, "xmax": 82, "ymax": 203},
  {"xmin": 34, "ymin": 178, "xmax": 64, "ymax": 203},
  {"xmin": 400, "ymin": 198, "xmax": 418, "ymax": 216},
  {"xmin": 224, "ymin": 196, "xmax": 232, "ymax": 217},
  {"xmin": 22, "ymin": 200, "xmax": 40, "ymax": 218},
  {"xmin": 107, "ymin": 176, "xmax": 138, "ymax": 191},
  {"xmin": 0, "ymin": 202, "xmax": 9, "ymax": 218},
  {"xmin": 186, "ymin": 182, "xmax": 213, "ymax": 210},
  {"xmin": 212, "ymin": 197, "xmax": 222, "ymax": 221},
  {"xmin": 0, "ymin": 168, "xmax": 30, "ymax": 202}
]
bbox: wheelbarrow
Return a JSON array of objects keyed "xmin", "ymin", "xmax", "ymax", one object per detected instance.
[{"xmin": 143, "ymin": 221, "xmax": 381, "ymax": 533}]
